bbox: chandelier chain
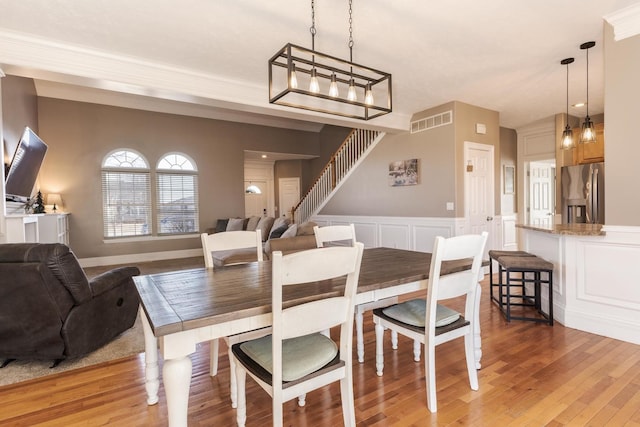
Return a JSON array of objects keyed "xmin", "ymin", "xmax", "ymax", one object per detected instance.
[
  {"xmin": 310, "ymin": 0, "xmax": 316, "ymax": 51},
  {"xmin": 348, "ymin": 0, "xmax": 354, "ymax": 62}
]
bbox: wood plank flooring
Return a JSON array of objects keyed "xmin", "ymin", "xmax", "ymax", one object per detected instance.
[{"xmin": 2, "ymin": 258, "xmax": 640, "ymax": 426}]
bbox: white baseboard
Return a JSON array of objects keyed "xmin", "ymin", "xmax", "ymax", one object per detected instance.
[{"xmin": 78, "ymin": 248, "xmax": 203, "ymax": 268}]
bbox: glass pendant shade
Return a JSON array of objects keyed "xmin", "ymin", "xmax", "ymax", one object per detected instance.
[
  {"xmin": 329, "ymin": 73, "xmax": 339, "ymax": 97},
  {"xmin": 561, "ymin": 125, "xmax": 574, "ymax": 150},
  {"xmin": 289, "ymin": 64, "xmax": 298, "ymax": 89},
  {"xmin": 309, "ymin": 68, "xmax": 320, "ymax": 93},
  {"xmin": 580, "ymin": 116, "xmax": 596, "ymax": 143}
]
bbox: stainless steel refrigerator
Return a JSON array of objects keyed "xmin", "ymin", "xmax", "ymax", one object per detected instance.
[{"xmin": 561, "ymin": 162, "xmax": 605, "ymax": 224}]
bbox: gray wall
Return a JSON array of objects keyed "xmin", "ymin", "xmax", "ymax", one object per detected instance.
[
  {"xmin": 35, "ymin": 97, "xmax": 324, "ymax": 258},
  {"xmin": 500, "ymin": 127, "xmax": 517, "ymax": 214},
  {"xmin": 321, "ymin": 101, "xmax": 502, "ymax": 218},
  {"xmin": 604, "ymin": 23, "xmax": 640, "ymax": 226}
]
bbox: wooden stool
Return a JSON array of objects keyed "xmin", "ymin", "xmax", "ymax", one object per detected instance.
[
  {"xmin": 494, "ymin": 255, "xmax": 554, "ymax": 325},
  {"xmin": 488, "ymin": 250, "xmax": 535, "ymax": 307}
]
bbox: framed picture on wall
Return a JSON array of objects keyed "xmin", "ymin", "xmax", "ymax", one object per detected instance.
[
  {"xmin": 389, "ymin": 159, "xmax": 419, "ymax": 186},
  {"xmin": 504, "ymin": 165, "xmax": 515, "ymax": 194}
]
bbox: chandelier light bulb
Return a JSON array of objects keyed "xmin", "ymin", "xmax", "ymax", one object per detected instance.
[
  {"xmin": 309, "ymin": 68, "xmax": 320, "ymax": 93},
  {"xmin": 364, "ymin": 83, "xmax": 374, "ymax": 105},
  {"xmin": 347, "ymin": 79, "xmax": 357, "ymax": 101},
  {"xmin": 561, "ymin": 125, "xmax": 574, "ymax": 150},
  {"xmin": 329, "ymin": 73, "xmax": 339, "ymax": 97}
]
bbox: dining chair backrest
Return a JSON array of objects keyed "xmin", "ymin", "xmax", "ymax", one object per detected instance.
[
  {"xmin": 426, "ymin": 232, "xmax": 488, "ymax": 339},
  {"xmin": 271, "ymin": 242, "xmax": 364, "ymax": 384},
  {"xmin": 313, "ymin": 224, "xmax": 357, "ymax": 248},
  {"xmin": 200, "ymin": 230, "xmax": 263, "ymax": 269}
]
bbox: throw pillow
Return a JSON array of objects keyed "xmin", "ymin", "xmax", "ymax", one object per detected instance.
[
  {"xmin": 257, "ymin": 216, "xmax": 275, "ymax": 241},
  {"xmin": 246, "ymin": 216, "xmax": 260, "ymax": 231},
  {"xmin": 296, "ymin": 221, "xmax": 317, "ymax": 236},
  {"xmin": 215, "ymin": 219, "xmax": 229, "ymax": 233},
  {"xmin": 226, "ymin": 218, "xmax": 244, "ymax": 231},
  {"xmin": 271, "ymin": 217, "xmax": 290, "ymax": 234},
  {"xmin": 281, "ymin": 224, "xmax": 298, "ymax": 239},
  {"xmin": 269, "ymin": 225, "xmax": 289, "ymax": 239}
]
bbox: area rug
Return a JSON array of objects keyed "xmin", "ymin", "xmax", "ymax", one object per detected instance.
[{"xmin": 0, "ymin": 313, "xmax": 144, "ymax": 387}]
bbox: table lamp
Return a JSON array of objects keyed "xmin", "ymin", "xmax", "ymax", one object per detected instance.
[{"xmin": 47, "ymin": 193, "xmax": 63, "ymax": 213}]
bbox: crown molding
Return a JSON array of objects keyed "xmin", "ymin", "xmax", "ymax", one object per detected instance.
[{"xmin": 605, "ymin": 3, "xmax": 640, "ymax": 41}]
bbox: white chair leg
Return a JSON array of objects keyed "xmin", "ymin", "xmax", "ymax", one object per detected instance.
[
  {"xmin": 228, "ymin": 347, "xmax": 238, "ymax": 408},
  {"xmin": 297, "ymin": 393, "xmax": 306, "ymax": 407},
  {"xmin": 413, "ymin": 339, "xmax": 421, "ymax": 362},
  {"xmin": 235, "ymin": 363, "xmax": 247, "ymax": 427},
  {"xmin": 339, "ymin": 374, "xmax": 357, "ymax": 426},
  {"xmin": 465, "ymin": 331, "xmax": 479, "ymax": 390},
  {"xmin": 355, "ymin": 307, "xmax": 365, "ymax": 363},
  {"xmin": 209, "ymin": 338, "xmax": 219, "ymax": 376},
  {"xmin": 391, "ymin": 330, "xmax": 398, "ymax": 350},
  {"xmin": 273, "ymin": 393, "xmax": 283, "ymax": 427},
  {"xmin": 375, "ymin": 322, "xmax": 385, "ymax": 376},
  {"xmin": 425, "ymin": 341, "xmax": 437, "ymax": 412}
]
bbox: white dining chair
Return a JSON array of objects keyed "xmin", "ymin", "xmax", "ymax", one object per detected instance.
[
  {"xmin": 372, "ymin": 231, "xmax": 488, "ymax": 412},
  {"xmin": 231, "ymin": 243, "xmax": 364, "ymax": 427},
  {"xmin": 200, "ymin": 229, "xmax": 267, "ymax": 408},
  {"xmin": 314, "ymin": 223, "xmax": 401, "ymax": 363}
]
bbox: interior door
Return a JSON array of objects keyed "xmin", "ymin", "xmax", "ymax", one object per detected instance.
[
  {"xmin": 528, "ymin": 162, "xmax": 555, "ymax": 226},
  {"xmin": 464, "ymin": 142, "xmax": 495, "ymax": 258},
  {"xmin": 244, "ymin": 181, "xmax": 267, "ymax": 217},
  {"xmin": 278, "ymin": 177, "xmax": 300, "ymax": 220}
]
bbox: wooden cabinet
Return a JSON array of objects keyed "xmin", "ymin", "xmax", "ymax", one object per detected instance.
[
  {"xmin": 573, "ymin": 122, "xmax": 604, "ymax": 164},
  {"xmin": 38, "ymin": 213, "xmax": 70, "ymax": 245}
]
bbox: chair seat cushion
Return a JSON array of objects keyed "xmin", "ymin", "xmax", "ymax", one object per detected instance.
[
  {"xmin": 382, "ymin": 299, "xmax": 460, "ymax": 328},
  {"xmin": 237, "ymin": 333, "xmax": 338, "ymax": 382}
]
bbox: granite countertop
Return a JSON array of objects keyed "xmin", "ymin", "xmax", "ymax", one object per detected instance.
[{"xmin": 516, "ymin": 223, "xmax": 605, "ymax": 236}]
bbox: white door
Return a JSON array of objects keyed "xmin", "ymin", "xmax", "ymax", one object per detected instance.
[
  {"xmin": 528, "ymin": 162, "xmax": 555, "ymax": 226},
  {"xmin": 244, "ymin": 181, "xmax": 267, "ymax": 217},
  {"xmin": 464, "ymin": 142, "xmax": 495, "ymax": 257},
  {"xmin": 278, "ymin": 178, "xmax": 300, "ymax": 220}
]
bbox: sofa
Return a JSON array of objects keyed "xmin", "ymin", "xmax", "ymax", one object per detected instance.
[
  {"xmin": 207, "ymin": 216, "xmax": 318, "ymax": 261},
  {"xmin": 0, "ymin": 243, "xmax": 140, "ymax": 364}
]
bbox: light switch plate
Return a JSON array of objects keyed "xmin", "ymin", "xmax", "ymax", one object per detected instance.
[{"xmin": 446, "ymin": 202, "xmax": 454, "ymax": 211}]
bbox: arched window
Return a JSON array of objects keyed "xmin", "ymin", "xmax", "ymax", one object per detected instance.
[
  {"xmin": 156, "ymin": 153, "xmax": 199, "ymax": 235},
  {"xmin": 102, "ymin": 150, "xmax": 151, "ymax": 238}
]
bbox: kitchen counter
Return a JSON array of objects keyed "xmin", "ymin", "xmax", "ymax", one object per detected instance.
[{"xmin": 516, "ymin": 222, "xmax": 605, "ymax": 236}]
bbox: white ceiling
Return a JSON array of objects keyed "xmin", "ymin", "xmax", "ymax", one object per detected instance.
[{"xmin": 0, "ymin": 0, "xmax": 638, "ymax": 133}]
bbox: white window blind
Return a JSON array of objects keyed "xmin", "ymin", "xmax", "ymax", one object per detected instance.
[
  {"xmin": 156, "ymin": 153, "xmax": 199, "ymax": 235},
  {"xmin": 102, "ymin": 150, "xmax": 151, "ymax": 238}
]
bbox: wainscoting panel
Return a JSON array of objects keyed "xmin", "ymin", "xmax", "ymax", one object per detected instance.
[{"xmin": 312, "ymin": 215, "xmax": 462, "ymax": 252}]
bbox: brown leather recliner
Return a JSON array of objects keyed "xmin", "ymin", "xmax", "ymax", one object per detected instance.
[{"xmin": 0, "ymin": 243, "xmax": 140, "ymax": 364}]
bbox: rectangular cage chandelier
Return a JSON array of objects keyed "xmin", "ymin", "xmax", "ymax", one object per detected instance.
[{"xmin": 268, "ymin": 0, "xmax": 392, "ymax": 121}]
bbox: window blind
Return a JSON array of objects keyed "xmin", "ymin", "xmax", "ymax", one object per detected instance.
[
  {"xmin": 102, "ymin": 170, "xmax": 152, "ymax": 238},
  {"xmin": 156, "ymin": 172, "xmax": 199, "ymax": 235}
]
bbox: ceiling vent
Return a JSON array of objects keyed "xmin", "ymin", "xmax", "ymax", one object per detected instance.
[{"xmin": 410, "ymin": 110, "xmax": 453, "ymax": 134}]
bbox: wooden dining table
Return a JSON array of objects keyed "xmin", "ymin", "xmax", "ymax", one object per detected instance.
[{"xmin": 134, "ymin": 247, "xmax": 485, "ymax": 427}]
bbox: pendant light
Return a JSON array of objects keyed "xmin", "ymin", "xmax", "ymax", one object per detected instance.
[
  {"xmin": 268, "ymin": 0, "xmax": 392, "ymax": 120},
  {"xmin": 580, "ymin": 41, "xmax": 596, "ymax": 144},
  {"xmin": 560, "ymin": 57, "xmax": 575, "ymax": 150}
]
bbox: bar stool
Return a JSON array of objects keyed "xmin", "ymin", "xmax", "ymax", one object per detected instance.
[
  {"xmin": 494, "ymin": 255, "xmax": 554, "ymax": 325},
  {"xmin": 488, "ymin": 250, "xmax": 535, "ymax": 307}
]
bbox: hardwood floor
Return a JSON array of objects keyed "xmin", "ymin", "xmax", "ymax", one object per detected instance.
[{"xmin": 2, "ymin": 258, "xmax": 640, "ymax": 426}]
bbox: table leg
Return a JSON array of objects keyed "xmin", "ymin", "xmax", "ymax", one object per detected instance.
[
  {"xmin": 474, "ymin": 283, "xmax": 482, "ymax": 369},
  {"xmin": 164, "ymin": 355, "xmax": 192, "ymax": 427},
  {"xmin": 140, "ymin": 307, "xmax": 159, "ymax": 405}
]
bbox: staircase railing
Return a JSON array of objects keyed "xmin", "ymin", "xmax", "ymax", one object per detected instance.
[{"xmin": 292, "ymin": 128, "xmax": 381, "ymax": 224}]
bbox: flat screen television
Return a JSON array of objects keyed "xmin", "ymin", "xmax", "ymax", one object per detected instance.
[{"xmin": 5, "ymin": 127, "xmax": 48, "ymax": 203}]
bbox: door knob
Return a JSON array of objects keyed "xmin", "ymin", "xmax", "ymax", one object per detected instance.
[{"xmin": 486, "ymin": 216, "xmax": 494, "ymax": 221}]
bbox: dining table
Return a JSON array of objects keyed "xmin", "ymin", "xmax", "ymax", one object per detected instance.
[{"xmin": 134, "ymin": 247, "xmax": 486, "ymax": 427}]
